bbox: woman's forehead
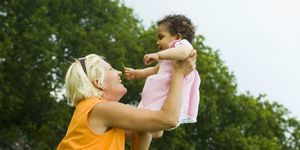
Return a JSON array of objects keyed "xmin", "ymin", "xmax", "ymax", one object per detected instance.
[{"xmin": 98, "ymin": 59, "xmax": 111, "ymax": 69}]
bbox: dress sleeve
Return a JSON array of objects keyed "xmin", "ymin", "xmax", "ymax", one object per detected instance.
[{"xmin": 174, "ymin": 39, "xmax": 193, "ymax": 49}]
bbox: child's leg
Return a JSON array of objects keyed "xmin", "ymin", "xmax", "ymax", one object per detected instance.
[
  {"xmin": 151, "ymin": 130, "xmax": 164, "ymax": 139},
  {"xmin": 132, "ymin": 132, "xmax": 152, "ymax": 150}
]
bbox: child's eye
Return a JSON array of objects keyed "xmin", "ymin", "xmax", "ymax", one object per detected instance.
[{"xmin": 157, "ymin": 34, "xmax": 164, "ymax": 40}]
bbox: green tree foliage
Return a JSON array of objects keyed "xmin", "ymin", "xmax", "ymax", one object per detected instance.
[
  {"xmin": 0, "ymin": 0, "xmax": 143, "ymax": 149},
  {"xmin": 0, "ymin": 0, "xmax": 299, "ymax": 149},
  {"xmin": 142, "ymin": 32, "xmax": 300, "ymax": 150},
  {"xmin": 0, "ymin": 0, "xmax": 74, "ymax": 149}
]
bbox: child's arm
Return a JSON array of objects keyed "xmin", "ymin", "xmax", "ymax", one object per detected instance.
[
  {"xmin": 144, "ymin": 46, "xmax": 192, "ymax": 65},
  {"xmin": 124, "ymin": 65, "xmax": 159, "ymax": 80},
  {"xmin": 158, "ymin": 46, "xmax": 192, "ymax": 60}
]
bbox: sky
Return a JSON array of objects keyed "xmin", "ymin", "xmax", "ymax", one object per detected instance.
[{"xmin": 122, "ymin": 0, "xmax": 300, "ymax": 119}]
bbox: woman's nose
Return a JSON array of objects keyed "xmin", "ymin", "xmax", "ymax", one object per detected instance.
[{"xmin": 117, "ymin": 70, "xmax": 122, "ymax": 75}]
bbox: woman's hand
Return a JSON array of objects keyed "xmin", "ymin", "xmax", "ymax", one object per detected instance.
[{"xmin": 173, "ymin": 49, "xmax": 197, "ymax": 76}]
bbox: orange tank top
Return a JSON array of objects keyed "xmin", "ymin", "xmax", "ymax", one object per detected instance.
[{"xmin": 57, "ymin": 97, "xmax": 125, "ymax": 150}]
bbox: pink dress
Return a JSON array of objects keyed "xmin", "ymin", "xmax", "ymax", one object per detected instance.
[{"xmin": 138, "ymin": 39, "xmax": 201, "ymax": 127}]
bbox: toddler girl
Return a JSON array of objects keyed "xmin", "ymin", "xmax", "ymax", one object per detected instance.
[{"xmin": 124, "ymin": 14, "xmax": 200, "ymax": 149}]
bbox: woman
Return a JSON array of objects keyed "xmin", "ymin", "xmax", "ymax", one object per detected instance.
[{"xmin": 57, "ymin": 53, "xmax": 196, "ymax": 149}]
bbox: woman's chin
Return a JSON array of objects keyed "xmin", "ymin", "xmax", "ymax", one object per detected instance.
[
  {"xmin": 122, "ymin": 88, "xmax": 127, "ymax": 95},
  {"xmin": 115, "ymin": 89, "xmax": 127, "ymax": 102},
  {"xmin": 119, "ymin": 87, "xmax": 127, "ymax": 98}
]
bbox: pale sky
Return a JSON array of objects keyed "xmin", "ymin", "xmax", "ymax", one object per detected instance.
[{"xmin": 123, "ymin": 0, "xmax": 300, "ymax": 119}]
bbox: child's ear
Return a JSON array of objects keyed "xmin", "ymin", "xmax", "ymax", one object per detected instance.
[{"xmin": 176, "ymin": 33, "xmax": 182, "ymax": 40}]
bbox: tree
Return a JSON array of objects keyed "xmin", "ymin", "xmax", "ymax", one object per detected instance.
[
  {"xmin": 1, "ymin": 0, "xmax": 299, "ymax": 149},
  {"xmin": 0, "ymin": 0, "xmax": 144, "ymax": 149},
  {"xmin": 138, "ymin": 30, "xmax": 300, "ymax": 150},
  {"xmin": 0, "ymin": 0, "xmax": 73, "ymax": 148}
]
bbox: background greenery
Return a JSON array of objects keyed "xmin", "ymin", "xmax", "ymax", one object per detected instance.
[{"xmin": 0, "ymin": 0, "xmax": 299, "ymax": 149}]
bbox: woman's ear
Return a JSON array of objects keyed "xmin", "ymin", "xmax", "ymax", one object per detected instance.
[
  {"xmin": 92, "ymin": 79, "xmax": 104, "ymax": 91},
  {"xmin": 176, "ymin": 33, "xmax": 182, "ymax": 40}
]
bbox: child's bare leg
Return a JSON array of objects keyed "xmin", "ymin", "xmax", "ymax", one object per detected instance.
[
  {"xmin": 132, "ymin": 132, "xmax": 152, "ymax": 150},
  {"xmin": 151, "ymin": 130, "xmax": 164, "ymax": 139}
]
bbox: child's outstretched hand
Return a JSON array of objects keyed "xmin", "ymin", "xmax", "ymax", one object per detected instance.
[
  {"xmin": 124, "ymin": 67, "xmax": 136, "ymax": 80},
  {"xmin": 144, "ymin": 53, "xmax": 159, "ymax": 65}
]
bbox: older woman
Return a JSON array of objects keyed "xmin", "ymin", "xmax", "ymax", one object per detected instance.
[{"xmin": 57, "ymin": 53, "xmax": 195, "ymax": 149}]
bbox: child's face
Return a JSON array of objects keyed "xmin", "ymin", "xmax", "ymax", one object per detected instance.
[{"xmin": 156, "ymin": 24, "xmax": 179, "ymax": 51}]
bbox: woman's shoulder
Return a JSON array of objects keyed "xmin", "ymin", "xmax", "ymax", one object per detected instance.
[
  {"xmin": 77, "ymin": 97, "xmax": 105, "ymax": 108},
  {"xmin": 91, "ymin": 100, "xmax": 124, "ymax": 116}
]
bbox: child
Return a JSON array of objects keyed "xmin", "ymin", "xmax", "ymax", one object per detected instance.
[{"xmin": 124, "ymin": 14, "xmax": 201, "ymax": 149}]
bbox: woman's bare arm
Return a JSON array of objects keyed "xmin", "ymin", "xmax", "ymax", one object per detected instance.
[
  {"xmin": 89, "ymin": 52, "xmax": 195, "ymax": 133},
  {"xmin": 92, "ymin": 71, "xmax": 184, "ymax": 132},
  {"xmin": 90, "ymin": 54, "xmax": 195, "ymax": 131}
]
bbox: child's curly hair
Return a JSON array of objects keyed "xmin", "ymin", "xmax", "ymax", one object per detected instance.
[{"xmin": 157, "ymin": 14, "xmax": 195, "ymax": 43}]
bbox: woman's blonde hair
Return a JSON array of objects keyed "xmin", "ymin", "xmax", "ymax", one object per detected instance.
[{"xmin": 65, "ymin": 54, "xmax": 106, "ymax": 106}]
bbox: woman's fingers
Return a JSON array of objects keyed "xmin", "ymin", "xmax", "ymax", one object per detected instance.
[
  {"xmin": 188, "ymin": 49, "xmax": 197, "ymax": 68},
  {"xmin": 175, "ymin": 51, "xmax": 197, "ymax": 75}
]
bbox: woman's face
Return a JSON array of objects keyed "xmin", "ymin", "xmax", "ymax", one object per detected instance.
[{"xmin": 99, "ymin": 60, "xmax": 127, "ymax": 101}]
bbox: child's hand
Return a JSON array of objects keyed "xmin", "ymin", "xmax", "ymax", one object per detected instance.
[
  {"xmin": 144, "ymin": 53, "xmax": 159, "ymax": 65},
  {"xmin": 124, "ymin": 67, "xmax": 136, "ymax": 80}
]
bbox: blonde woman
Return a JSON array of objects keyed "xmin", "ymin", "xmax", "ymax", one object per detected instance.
[{"xmin": 57, "ymin": 53, "xmax": 196, "ymax": 150}]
